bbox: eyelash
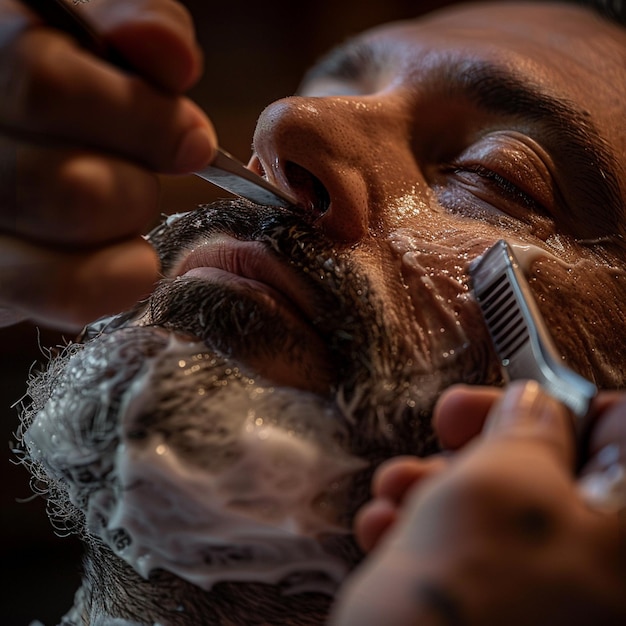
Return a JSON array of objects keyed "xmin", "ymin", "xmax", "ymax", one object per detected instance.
[{"xmin": 451, "ymin": 163, "xmax": 541, "ymax": 210}]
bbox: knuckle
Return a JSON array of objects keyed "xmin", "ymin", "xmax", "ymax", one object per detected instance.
[
  {"xmin": 131, "ymin": 0, "xmax": 195, "ymax": 32},
  {"xmin": 59, "ymin": 156, "xmax": 117, "ymax": 212},
  {"xmin": 89, "ymin": 0, "xmax": 195, "ymax": 36},
  {"xmin": 10, "ymin": 34, "xmax": 74, "ymax": 123},
  {"xmin": 58, "ymin": 155, "xmax": 158, "ymax": 240}
]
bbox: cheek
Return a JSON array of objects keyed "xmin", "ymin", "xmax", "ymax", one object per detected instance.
[
  {"xmin": 383, "ymin": 225, "xmax": 502, "ymax": 377},
  {"xmin": 379, "ymin": 194, "xmax": 626, "ymax": 388},
  {"xmin": 529, "ymin": 257, "xmax": 626, "ymax": 387}
]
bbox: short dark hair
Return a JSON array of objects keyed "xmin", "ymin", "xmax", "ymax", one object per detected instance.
[{"xmin": 575, "ymin": 0, "xmax": 625, "ymax": 24}]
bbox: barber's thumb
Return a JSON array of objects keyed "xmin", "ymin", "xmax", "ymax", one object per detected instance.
[{"xmin": 483, "ymin": 380, "xmax": 575, "ymax": 468}]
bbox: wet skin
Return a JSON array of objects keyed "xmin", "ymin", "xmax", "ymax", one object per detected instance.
[
  {"xmin": 150, "ymin": 0, "xmax": 626, "ymax": 394},
  {"xmin": 19, "ymin": 2, "xmax": 626, "ymax": 624},
  {"xmin": 267, "ymin": 1, "xmax": 626, "ymax": 386}
]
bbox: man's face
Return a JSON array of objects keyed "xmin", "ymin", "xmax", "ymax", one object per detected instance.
[
  {"xmin": 250, "ymin": 0, "xmax": 626, "ymax": 392},
  {"xmin": 144, "ymin": 0, "xmax": 626, "ymax": 407},
  {"xmin": 21, "ymin": 0, "xmax": 626, "ymax": 616}
]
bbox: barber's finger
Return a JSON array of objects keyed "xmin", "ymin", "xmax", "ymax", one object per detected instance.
[
  {"xmin": 0, "ymin": 27, "xmax": 215, "ymax": 173},
  {"xmin": 0, "ymin": 234, "xmax": 158, "ymax": 331},
  {"xmin": 354, "ymin": 499, "xmax": 397, "ymax": 553},
  {"xmin": 434, "ymin": 384, "xmax": 502, "ymax": 450},
  {"xmin": 578, "ymin": 394, "xmax": 626, "ymax": 511},
  {"xmin": 483, "ymin": 380, "xmax": 576, "ymax": 469},
  {"xmin": 84, "ymin": 0, "xmax": 204, "ymax": 93},
  {"xmin": 356, "ymin": 456, "xmax": 448, "ymax": 552},
  {"xmin": 2, "ymin": 141, "xmax": 160, "ymax": 245},
  {"xmin": 584, "ymin": 393, "xmax": 626, "ymax": 462},
  {"xmin": 372, "ymin": 455, "xmax": 449, "ymax": 502}
]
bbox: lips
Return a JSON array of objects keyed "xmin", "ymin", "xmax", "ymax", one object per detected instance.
[
  {"xmin": 158, "ymin": 234, "xmax": 336, "ymax": 392},
  {"xmin": 173, "ymin": 235, "xmax": 321, "ymax": 331}
]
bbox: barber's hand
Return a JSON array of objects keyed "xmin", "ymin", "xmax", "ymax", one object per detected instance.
[
  {"xmin": 330, "ymin": 381, "xmax": 626, "ymax": 625},
  {"xmin": 0, "ymin": 0, "xmax": 216, "ymax": 331}
]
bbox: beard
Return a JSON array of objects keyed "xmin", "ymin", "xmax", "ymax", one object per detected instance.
[{"xmin": 16, "ymin": 199, "xmax": 497, "ymax": 623}]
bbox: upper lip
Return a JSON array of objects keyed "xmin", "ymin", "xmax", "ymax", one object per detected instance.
[{"xmin": 172, "ymin": 235, "xmax": 323, "ymax": 328}]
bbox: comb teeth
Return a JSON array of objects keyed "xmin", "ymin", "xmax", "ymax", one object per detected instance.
[
  {"xmin": 476, "ymin": 273, "xmax": 529, "ymax": 362},
  {"xmin": 469, "ymin": 239, "xmax": 597, "ymax": 422}
]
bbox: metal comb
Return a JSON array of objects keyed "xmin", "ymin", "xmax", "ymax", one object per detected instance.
[{"xmin": 469, "ymin": 239, "xmax": 597, "ymax": 430}]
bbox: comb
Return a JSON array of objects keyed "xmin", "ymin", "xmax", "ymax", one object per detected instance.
[{"xmin": 469, "ymin": 240, "xmax": 597, "ymax": 433}]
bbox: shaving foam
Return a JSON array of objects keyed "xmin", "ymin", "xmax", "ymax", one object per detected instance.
[{"xmin": 32, "ymin": 331, "xmax": 366, "ymax": 595}]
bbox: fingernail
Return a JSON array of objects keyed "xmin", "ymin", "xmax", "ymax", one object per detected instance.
[
  {"xmin": 486, "ymin": 380, "xmax": 562, "ymax": 434},
  {"xmin": 174, "ymin": 126, "xmax": 215, "ymax": 172}
]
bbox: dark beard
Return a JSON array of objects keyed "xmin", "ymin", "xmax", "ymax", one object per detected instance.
[
  {"xmin": 17, "ymin": 325, "xmax": 390, "ymax": 626},
  {"xmin": 72, "ymin": 539, "xmax": 338, "ymax": 626},
  {"xmin": 144, "ymin": 201, "xmax": 384, "ymax": 383},
  {"xmin": 135, "ymin": 200, "xmax": 444, "ymax": 457},
  {"xmin": 147, "ymin": 277, "xmax": 318, "ymax": 369}
]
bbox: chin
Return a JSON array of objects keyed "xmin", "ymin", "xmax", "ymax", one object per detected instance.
[{"xmin": 16, "ymin": 309, "xmax": 457, "ymax": 601}]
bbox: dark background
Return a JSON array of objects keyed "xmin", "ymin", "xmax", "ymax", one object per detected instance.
[{"xmin": 1, "ymin": 1, "xmax": 456, "ymax": 623}]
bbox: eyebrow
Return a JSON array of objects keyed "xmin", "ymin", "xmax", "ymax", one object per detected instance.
[
  {"xmin": 302, "ymin": 44, "xmax": 625, "ymax": 242},
  {"xmin": 299, "ymin": 38, "xmax": 388, "ymax": 87},
  {"xmin": 454, "ymin": 62, "xmax": 624, "ymax": 238}
]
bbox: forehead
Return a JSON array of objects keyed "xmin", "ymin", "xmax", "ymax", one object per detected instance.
[{"xmin": 303, "ymin": 2, "xmax": 626, "ymax": 112}]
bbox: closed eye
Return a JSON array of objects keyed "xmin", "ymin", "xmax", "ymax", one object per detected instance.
[
  {"xmin": 430, "ymin": 131, "xmax": 557, "ymax": 225},
  {"xmin": 449, "ymin": 163, "xmax": 546, "ymax": 213}
]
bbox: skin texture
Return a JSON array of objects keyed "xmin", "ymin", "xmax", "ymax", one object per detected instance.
[
  {"xmin": 7, "ymin": 1, "xmax": 626, "ymax": 624},
  {"xmin": 252, "ymin": 0, "xmax": 626, "ymax": 390}
]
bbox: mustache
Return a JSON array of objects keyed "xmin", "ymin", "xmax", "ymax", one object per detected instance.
[
  {"xmin": 149, "ymin": 199, "xmax": 322, "ymax": 276},
  {"xmin": 80, "ymin": 200, "xmax": 450, "ymax": 459},
  {"xmin": 139, "ymin": 200, "xmax": 386, "ymax": 374},
  {"xmin": 81, "ymin": 200, "xmax": 350, "ymax": 341},
  {"xmin": 147, "ymin": 277, "xmax": 314, "ymax": 363}
]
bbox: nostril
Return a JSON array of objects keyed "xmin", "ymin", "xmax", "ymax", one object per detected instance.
[{"xmin": 284, "ymin": 161, "xmax": 331, "ymax": 219}]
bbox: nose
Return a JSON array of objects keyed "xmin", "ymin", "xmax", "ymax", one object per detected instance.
[{"xmin": 250, "ymin": 95, "xmax": 413, "ymax": 243}]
